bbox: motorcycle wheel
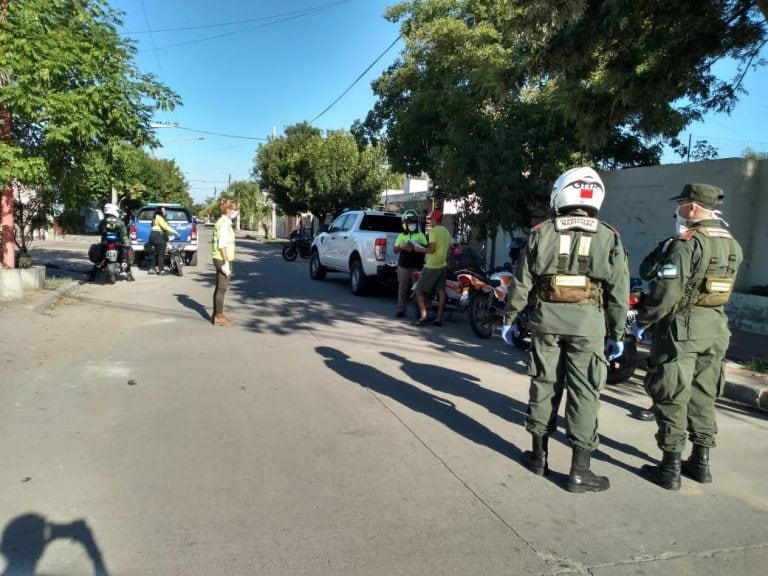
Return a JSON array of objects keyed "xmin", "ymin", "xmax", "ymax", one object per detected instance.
[
  {"xmin": 468, "ymin": 292, "xmax": 495, "ymax": 339},
  {"xmin": 282, "ymin": 244, "xmax": 298, "ymax": 261},
  {"xmin": 606, "ymin": 336, "xmax": 638, "ymax": 384},
  {"xmin": 174, "ymin": 255, "xmax": 184, "ymax": 277},
  {"xmin": 106, "ymin": 262, "xmax": 117, "ymax": 285},
  {"xmin": 513, "ymin": 318, "xmax": 531, "ymax": 351}
]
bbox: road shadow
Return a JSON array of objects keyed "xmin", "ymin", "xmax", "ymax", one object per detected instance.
[
  {"xmin": 380, "ymin": 351, "xmax": 528, "ymax": 426},
  {"xmin": 0, "ymin": 513, "xmax": 109, "ymax": 575},
  {"xmin": 175, "ymin": 293, "xmax": 210, "ymax": 322},
  {"xmin": 316, "ymin": 346, "xmax": 525, "ymax": 465}
]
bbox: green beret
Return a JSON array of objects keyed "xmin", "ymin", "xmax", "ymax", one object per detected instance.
[{"xmin": 670, "ymin": 183, "xmax": 724, "ymax": 208}]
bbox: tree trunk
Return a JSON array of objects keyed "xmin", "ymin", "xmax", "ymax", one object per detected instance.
[{"xmin": 1, "ymin": 0, "xmax": 14, "ymax": 269}]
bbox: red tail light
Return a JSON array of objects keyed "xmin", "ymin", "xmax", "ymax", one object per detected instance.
[
  {"xmin": 459, "ymin": 275, "xmax": 471, "ymax": 287},
  {"xmin": 628, "ymin": 294, "xmax": 641, "ymax": 308},
  {"xmin": 374, "ymin": 238, "xmax": 386, "ymax": 261},
  {"xmin": 129, "ymin": 224, "xmax": 137, "ymax": 241},
  {"xmin": 191, "ymin": 224, "xmax": 198, "ymax": 243},
  {"xmin": 106, "ymin": 242, "xmax": 117, "ymax": 250}
]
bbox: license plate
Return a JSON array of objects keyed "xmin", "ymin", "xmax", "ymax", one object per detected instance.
[{"xmin": 106, "ymin": 250, "xmax": 118, "ymax": 261}]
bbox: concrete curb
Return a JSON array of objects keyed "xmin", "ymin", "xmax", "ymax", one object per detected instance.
[
  {"xmin": 723, "ymin": 362, "xmax": 768, "ymax": 412},
  {"xmin": 25, "ymin": 279, "xmax": 84, "ymax": 312}
]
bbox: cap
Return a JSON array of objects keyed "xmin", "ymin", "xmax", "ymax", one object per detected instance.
[
  {"xmin": 428, "ymin": 209, "xmax": 443, "ymax": 221},
  {"xmin": 670, "ymin": 183, "xmax": 724, "ymax": 209}
]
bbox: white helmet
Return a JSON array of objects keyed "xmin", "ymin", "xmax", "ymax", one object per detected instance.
[
  {"xmin": 103, "ymin": 203, "xmax": 120, "ymax": 218},
  {"xmin": 550, "ymin": 167, "xmax": 605, "ymax": 214}
]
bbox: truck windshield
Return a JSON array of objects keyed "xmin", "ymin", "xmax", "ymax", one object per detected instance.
[{"xmin": 360, "ymin": 215, "xmax": 402, "ymax": 233}]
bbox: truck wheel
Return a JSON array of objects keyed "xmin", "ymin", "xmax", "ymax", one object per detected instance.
[
  {"xmin": 185, "ymin": 251, "xmax": 198, "ymax": 266},
  {"xmin": 350, "ymin": 257, "xmax": 369, "ymax": 296},
  {"xmin": 310, "ymin": 250, "xmax": 327, "ymax": 280}
]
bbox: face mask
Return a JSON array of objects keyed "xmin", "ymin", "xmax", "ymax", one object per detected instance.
[
  {"xmin": 674, "ymin": 203, "xmax": 692, "ymax": 234},
  {"xmin": 408, "ymin": 223, "xmax": 417, "ymax": 232},
  {"xmin": 229, "ymin": 210, "xmax": 239, "ymax": 221}
]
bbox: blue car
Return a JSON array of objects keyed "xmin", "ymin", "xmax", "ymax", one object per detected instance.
[{"xmin": 129, "ymin": 203, "xmax": 199, "ymax": 267}]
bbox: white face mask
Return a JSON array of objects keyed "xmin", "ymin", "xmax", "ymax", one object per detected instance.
[
  {"xmin": 229, "ymin": 210, "xmax": 239, "ymax": 221},
  {"xmin": 674, "ymin": 203, "xmax": 692, "ymax": 234},
  {"xmin": 408, "ymin": 223, "xmax": 417, "ymax": 232}
]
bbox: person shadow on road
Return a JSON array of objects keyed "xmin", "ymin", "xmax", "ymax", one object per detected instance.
[{"xmin": 316, "ymin": 346, "xmax": 523, "ymax": 463}]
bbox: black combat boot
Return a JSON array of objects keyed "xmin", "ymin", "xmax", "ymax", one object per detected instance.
[
  {"xmin": 681, "ymin": 445, "xmax": 712, "ymax": 484},
  {"xmin": 523, "ymin": 434, "xmax": 549, "ymax": 476},
  {"xmin": 641, "ymin": 451, "xmax": 681, "ymax": 490},
  {"xmin": 566, "ymin": 448, "xmax": 610, "ymax": 493}
]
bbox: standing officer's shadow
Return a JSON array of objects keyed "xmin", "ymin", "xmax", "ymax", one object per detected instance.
[
  {"xmin": 380, "ymin": 351, "xmax": 529, "ymax": 426},
  {"xmin": 1, "ymin": 513, "xmax": 109, "ymax": 575},
  {"xmin": 316, "ymin": 346, "xmax": 523, "ymax": 463}
]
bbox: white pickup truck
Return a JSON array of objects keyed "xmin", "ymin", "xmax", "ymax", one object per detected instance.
[{"xmin": 309, "ymin": 210, "xmax": 403, "ymax": 295}]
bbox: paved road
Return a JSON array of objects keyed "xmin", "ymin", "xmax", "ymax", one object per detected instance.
[{"xmin": 1, "ymin": 231, "xmax": 766, "ymax": 575}]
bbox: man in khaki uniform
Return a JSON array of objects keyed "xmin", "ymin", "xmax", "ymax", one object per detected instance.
[
  {"xmin": 634, "ymin": 184, "xmax": 743, "ymax": 490},
  {"xmin": 501, "ymin": 167, "xmax": 629, "ymax": 493}
]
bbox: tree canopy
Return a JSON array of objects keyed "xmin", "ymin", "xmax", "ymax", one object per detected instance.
[
  {"xmin": 253, "ymin": 123, "xmax": 390, "ymax": 223},
  {"xmin": 360, "ymin": 0, "xmax": 767, "ymax": 230},
  {"xmin": 0, "ymin": 0, "xmax": 180, "ymax": 196}
]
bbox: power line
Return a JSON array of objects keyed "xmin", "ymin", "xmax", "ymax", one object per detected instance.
[
  {"xmin": 137, "ymin": 2, "xmax": 352, "ymax": 52},
  {"xmin": 308, "ymin": 35, "xmax": 402, "ymax": 125},
  {"xmin": 174, "ymin": 126, "xmax": 268, "ymax": 141},
  {"xmin": 125, "ymin": 1, "xmax": 351, "ymax": 34}
]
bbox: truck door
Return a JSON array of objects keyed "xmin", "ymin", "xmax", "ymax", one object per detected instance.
[{"xmin": 323, "ymin": 213, "xmax": 350, "ymax": 269}]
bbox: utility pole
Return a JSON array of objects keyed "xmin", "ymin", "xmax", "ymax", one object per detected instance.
[{"xmin": 1, "ymin": 0, "xmax": 14, "ymax": 269}]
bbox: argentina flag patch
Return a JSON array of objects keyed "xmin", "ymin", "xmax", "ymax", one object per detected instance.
[{"xmin": 657, "ymin": 263, "xmax": 678, "ymax": 279}]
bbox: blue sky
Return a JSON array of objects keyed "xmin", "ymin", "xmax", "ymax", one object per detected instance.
[{"xmin": 111, "ymin": 0, "xmax": 768, "ymax": 204}]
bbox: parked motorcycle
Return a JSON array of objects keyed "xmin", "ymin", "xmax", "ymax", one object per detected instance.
[
  {"xmin": 410, "ymin": 269, "xmax": 472, "ymax": 320},
  {"xmin": 165, "ymin": 240, "xmax": 184, "ymax": 276},
  {"xmin": 282, "ymin": 228, "xmax": 313, "ymax": 261},
  {"xmin": 510, "ymin": 277, "xmax": 646, "ymax": 385},
  {"xmin": 459, "ymin": 268, "xmax": 514, "ymax": 338},
  {"xmin": 87, "ymin": 233, "xmax": 133, "ymax": 284}
]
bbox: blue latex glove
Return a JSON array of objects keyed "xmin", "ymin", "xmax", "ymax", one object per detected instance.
[
  {"xmin": 501, "ymin": 323, "xmax": 519, "ymax": 346},
  {"xmin": 631, "ymin": 323, "xmax": 646, "ymax": 342},
  {"xmin": 605, "ymin": 339, "xmax": 625, "ymax": 361}
]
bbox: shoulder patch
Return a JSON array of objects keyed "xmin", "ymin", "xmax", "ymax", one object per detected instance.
[
  {"xmin": 678, "ymin": 230, "xmax": 695, "ymax": 240},
  {"xmin": 554, "ymin": 216, "xmax": 599, "ymax": 233},
  {"xmin": 699, "ymin": 227, "xmax": 733, "ymax": 239}
]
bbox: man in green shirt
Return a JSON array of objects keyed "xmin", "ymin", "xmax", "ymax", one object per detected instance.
[{"xmin": 413, "ymin": 209, "xmax": 452, "ymax": 326}]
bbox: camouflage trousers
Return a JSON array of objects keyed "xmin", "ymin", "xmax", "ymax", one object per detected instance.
[
  {"xmin": 645, "ymin": 329, "xmax": 728, "ymax": 452},
  {"xmin": 525, "ymin": 333, "xmax": 607, "ymax": 451}
]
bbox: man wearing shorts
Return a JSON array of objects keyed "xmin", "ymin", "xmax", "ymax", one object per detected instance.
[{"xmin": 413, "ymin": 209, "xmax": 452, "ymax": 326}]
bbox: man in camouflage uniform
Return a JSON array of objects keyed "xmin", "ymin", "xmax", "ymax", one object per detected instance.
[
  {"xmin": 501, "ymin": 167, "xmax": 629, "ymax": 493},
  {"xmin": 634, "ymin": 184, "xmax": 743, "ymax": 490}
]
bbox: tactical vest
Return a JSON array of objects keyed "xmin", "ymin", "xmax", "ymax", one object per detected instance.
[
  {"xmin": 536, "ymin": 215, "xmax": 604, "ymax": 305},
  {"xmin": 684, "ymin": 227, "xmax": 739, "ymax": 308}
]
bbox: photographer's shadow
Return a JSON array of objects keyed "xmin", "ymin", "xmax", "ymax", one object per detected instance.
[{"xmin": 1, "ymin": 513, "xmax": 108, "ymax": 575}]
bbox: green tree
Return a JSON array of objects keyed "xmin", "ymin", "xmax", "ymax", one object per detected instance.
[
  {"xmin": 0, "ymin": 0, "xmax": 180, "ymax": 255},
  {"xmin": 254, "ymin": 123, "xmax": 388, "ymax": 224},
  {"xmin": 225, "ymin": 180, "xmax": 272, "ymax": 235},
  {"xmin": 362, "ymin": 1, "xmax": 766, "ymax": 230}
]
